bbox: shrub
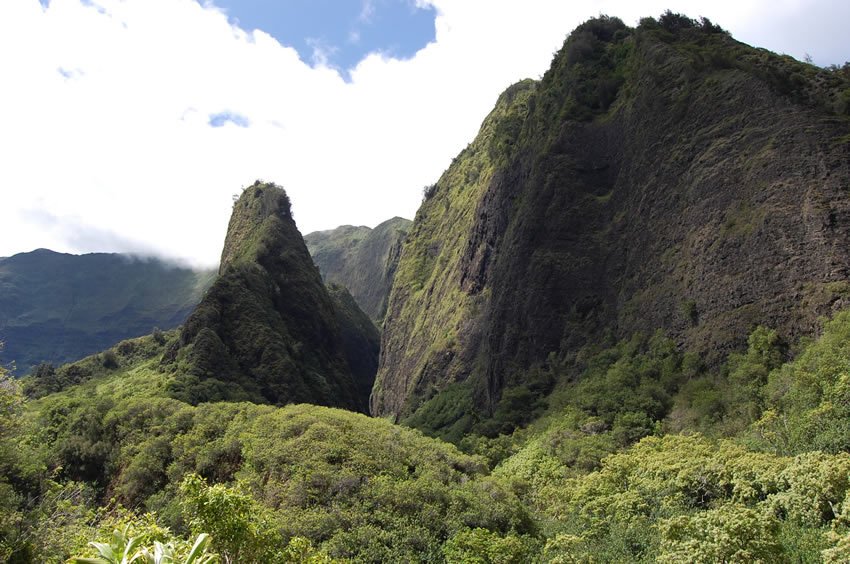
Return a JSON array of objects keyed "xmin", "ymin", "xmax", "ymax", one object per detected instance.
[
  {"xmin": 757, "ymin": 310, "xmax": 850, "ymax": 453},
  {"xmin": 101, "ymin": 350, "xmax": 119, "ymax": 370},
  {"xmin": 573, "ymin": 15, "xmax": 626, "ymax": 43},
  {"xmin": 422, "ymin": 184, "xmax": 438, "ymax": 201},
  {"xmin": 152, "ymin": 327, "xmax": 165, "ymax": 345},
  {"xmin": 658, "ymin": 504, "xmax": 782, "ymax": 563},
  {"xmin": 69, "ymin": 523, "xmax": 216, "ymax": 564},
  {"xmin": 443, "ymin": 528, "xmax": 539, "ymax": 563},
  {"xmin": 698, "ymin": 17, "xmax": 726, "ymax": 34},
  {"xmin": 658, "ymin": 11, "xmax": 698, "ymax": 33},
  {"xmin": 179, "ymin": 473, "xmax": 284, "ymax": 563}
]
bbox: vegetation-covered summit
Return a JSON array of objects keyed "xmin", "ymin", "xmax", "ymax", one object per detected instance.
[{"xmin": 162, "ymin": 181, "xmax": 377, "ymax": 411}]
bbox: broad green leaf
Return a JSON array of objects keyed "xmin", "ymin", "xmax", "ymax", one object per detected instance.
[{"xmin": 185, "ymin": 533, "xmax": 211, "ymax": 564}]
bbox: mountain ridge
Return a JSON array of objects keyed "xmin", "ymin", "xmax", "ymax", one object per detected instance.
[
  {"xmin": 305, "ymin": 216, "xmax": 411, "ymax": 322},
  {"xmin": 372, "ymin": 15, "xmax": 850, "ymax": 432},
  {"xmin": 0, "ymin": 248, "xmax": 214, "ymax": 374}
]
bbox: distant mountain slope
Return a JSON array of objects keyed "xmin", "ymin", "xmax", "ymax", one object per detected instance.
[
  {"xmin": 373, "ymin": 16, "xmax": 850, "ymax": 431},
  {"xmin": 162, "ymin": 181, "xmax": 378, "ymax": 412},
  {"xmin": 305, "ymin": 217, "xmax": 411, "ymax": 322},
  {"xmin": 0, "ymin": 249, "xmax": 214, "ymax": 374}
]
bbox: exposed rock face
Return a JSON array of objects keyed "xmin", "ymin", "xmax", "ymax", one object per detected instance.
[
  {"xmin": 372, "ymin": 17, "xmax": 850, "ymax": 430},
  {"xmin": 305, "ymin": 217, "xmax": 412, "ymax": 323},
  {"xmin": 163, "ymin": 182, "xmax": 377, "ymax": 412}
]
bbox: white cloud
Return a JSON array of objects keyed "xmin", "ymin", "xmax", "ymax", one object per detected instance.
[{"xmin": 0, "ymin": 0, "xmax": 847, "ymax": 267}]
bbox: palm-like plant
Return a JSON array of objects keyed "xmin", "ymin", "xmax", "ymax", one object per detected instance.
[
  {"xmin": 70, "ymin": 526, "xmax": 216, "ymax": 564},
  {"xmin": 132, "ymin": 533, "xmax": 216, "ymax": 564},
  {"xmin": 70, "ymin": 526, "xmax": 142, "ymax": 564}
]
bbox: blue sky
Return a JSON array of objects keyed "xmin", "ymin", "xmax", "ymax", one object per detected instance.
[{"xmin": 209, "ymin": 0, "xmax": 436, "ymax": 75}]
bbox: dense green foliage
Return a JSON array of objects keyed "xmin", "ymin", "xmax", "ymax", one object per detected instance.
[
  {"xmin": 1, "ymin": 347, "xmax": 533, "ymax": 561},
  {"xmin": 0, "ymin": 249, "xmax": 213, "ymax": 375},
  {"xmin": 22, "ymin": 331, "xmax": 177, "ymax": 399},
  {"xmin": 0, "ymin": 346, "xmax": 28, "ymax": 561},
  {"xmin": 517, "ymin": 435, "xmax": 850, "ymax": 562},
  {"xmin": 409, "ymin": 331, "xmax": 693, "ymax": 445},
  {"xmin": 10, "ymin": 303, "xmax": 850, "ymax": 561},
  {"xmin": 491, "ymin": 311, "xmax": 850, "ymax": 562},
  {"xmin": 178, "ymin": 474, "xmax": 332, "ymax": 563},
  {"xmin": 756, "ymin": 311, "xmax": 850, "ymax": 454}
]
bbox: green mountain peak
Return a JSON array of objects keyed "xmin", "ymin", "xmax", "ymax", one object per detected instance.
[
  {"xmin": 219, "ymin": 181, "xmax": 294, "ymax": 272},
  {"xmin": 162, "ymin": 181, "xmax": 377, "ymax": 411}
]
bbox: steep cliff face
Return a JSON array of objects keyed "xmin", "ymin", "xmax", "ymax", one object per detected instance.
[
  {"xmin": 305, "ymin": 217, "xmax": 412, "ymax": 322},
  {"xmin": 327, "ymin": 283, "xmax": 381, "ymax": 404},
  {"xmin": 372, "ymin": 16, "xmax": 850, "ymax": 431},
  {"xmin": 163, "ymin": 182, "xmax": 376, "ymax": 412},
  {"xmin": 371, "ymin": 79, "xmax": 538, "ymax": 420}
]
